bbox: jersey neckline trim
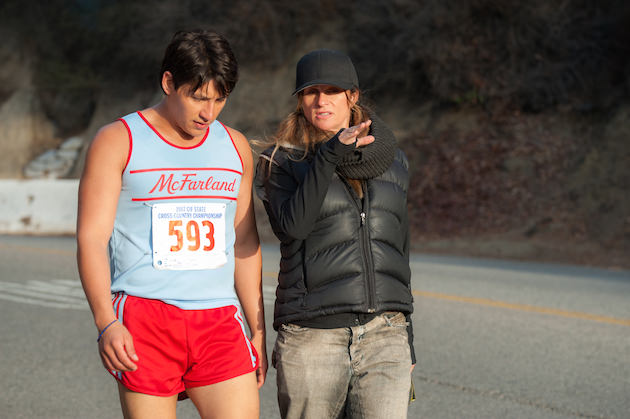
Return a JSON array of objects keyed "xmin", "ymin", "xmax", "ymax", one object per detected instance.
[{"xmin": 137, "ymin": 111, "xmax": 209, "ymax": 149}]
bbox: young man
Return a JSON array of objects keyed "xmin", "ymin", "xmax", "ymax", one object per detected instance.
[{"xmin": 77, "ymin": 30, "xmax": 267, "ymax": 418}]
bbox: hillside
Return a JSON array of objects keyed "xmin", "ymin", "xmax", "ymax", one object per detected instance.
[{"xmin": 0, "ymin": 0, "xmax": 628, "ymax": 269}]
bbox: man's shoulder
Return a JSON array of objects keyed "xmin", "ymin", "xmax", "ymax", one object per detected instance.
[
  {"xmin": 219, "ymin": 123, "xmax": 249, "ymax": 151},
  {"xmin": 94, "ymin": 119, "xmax": 130, "ymax": 143},
  {"xmin": 218, "ymin": 122, "xmax": 242, "ymax": 140}
]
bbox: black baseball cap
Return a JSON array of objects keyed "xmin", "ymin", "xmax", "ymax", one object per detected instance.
[{"xmin": 293, "ymin": 49, "xmax": 359, "ymax": 95}]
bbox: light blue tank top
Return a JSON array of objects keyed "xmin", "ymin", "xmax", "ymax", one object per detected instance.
[{"xmin": 109, "ymin": 111, "xmax": 243, "ymax": 309}]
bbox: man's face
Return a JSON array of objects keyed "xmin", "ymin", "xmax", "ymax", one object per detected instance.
[{"xmin": 166, "ymin": 75, "xmax": 227, "ymax": 139}]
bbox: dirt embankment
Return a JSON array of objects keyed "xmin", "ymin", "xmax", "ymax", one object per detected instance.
[
  {"xmin": 389, "ymin": 104, "xmax": 630, "ymax": 270},
  {"xmin": 1, "ymin": 0, "xmax": 629, "ymax": 270}
]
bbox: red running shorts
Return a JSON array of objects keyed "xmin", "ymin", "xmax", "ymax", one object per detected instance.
[{"xmin": 109, "ymin": 293, "xmax": 258, "ymax": 396}]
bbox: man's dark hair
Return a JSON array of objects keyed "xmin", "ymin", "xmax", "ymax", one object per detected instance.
[{"xmin": 159, "ymin": 29, "xmax": 238, "ymax": 96}]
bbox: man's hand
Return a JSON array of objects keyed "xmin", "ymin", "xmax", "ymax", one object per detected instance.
[
  {"xmin": 98, "ymin": 321, "xmax": 139, "ymax": 372},
  {"xmin": 251, "ymin": 333, "xmax": 268, "ymax": 389}
]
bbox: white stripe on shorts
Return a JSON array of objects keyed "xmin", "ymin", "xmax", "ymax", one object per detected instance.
[
  {"xmin": 110, "ymin": 292, "xmax": 128, "ymax": 380},
  {"xmin": 233, "ymin": 306, "xmax": 257, "ymax": 368}
]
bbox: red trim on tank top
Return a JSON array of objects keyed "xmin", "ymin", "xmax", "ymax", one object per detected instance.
[
  {"xmin": 218, "ymin": 121, "xmax": 244, "ymax": 172},
  {"xmin": 118, "ymin": 119, "xmax": 133, "ymax": 171},
  {"xmin": 131, "ymin": 195, "xmax": 237, "ymax": 202},
  {"xmin": 129, "ymin": 167, "xmax": 242, "ymax": 175},
  {"xmin": 137, "ymin": 111, "xmax": 209, "ymax": 149}
]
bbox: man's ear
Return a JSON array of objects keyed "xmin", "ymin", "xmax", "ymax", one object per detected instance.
[{"xmin": 161, "ymin": 71, "xmax": 175, "ymax": 95}]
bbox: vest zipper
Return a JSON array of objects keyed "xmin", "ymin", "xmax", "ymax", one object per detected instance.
[
  {"xmin": 360, "ymin": 214, "xmax": 376, "ymax": 312},
  {"xmin": 341, "ymin": 177, "xmax": 376, "ymax": 313}
]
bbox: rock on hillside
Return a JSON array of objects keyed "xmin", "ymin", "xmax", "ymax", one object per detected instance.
[{"xmin": 0, "ymin": 35, "xmax": 57, "ymax": 178}]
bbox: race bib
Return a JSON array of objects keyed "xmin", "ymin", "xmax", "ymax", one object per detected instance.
[{"xmin": 151, "ymin": 203, "xmax": 227, "ymax": 270}]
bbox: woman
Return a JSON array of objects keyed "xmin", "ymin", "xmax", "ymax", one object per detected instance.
[{"xmin": 255, "ymin": 49, "xmax": 414, "ymax": 419}]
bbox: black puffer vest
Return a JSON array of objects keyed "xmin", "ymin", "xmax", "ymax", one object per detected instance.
[{"xmin": 255, "ymin": 126, "xmax": 412, "ymax": 330}]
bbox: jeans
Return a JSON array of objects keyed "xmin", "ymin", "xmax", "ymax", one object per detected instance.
[{"xmin": 273, "ymin": 312, "xmax": 412, "ymax": 419}]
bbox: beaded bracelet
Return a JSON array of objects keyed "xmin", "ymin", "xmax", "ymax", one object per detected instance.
[{"xmin": 97, "ymin": 319, "xmax": 118, "ymax": 342}]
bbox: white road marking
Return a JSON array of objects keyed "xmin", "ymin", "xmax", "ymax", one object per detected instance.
[{"xmin": 0, "ymin": 279, "xmax": 88, "ymax": 310}]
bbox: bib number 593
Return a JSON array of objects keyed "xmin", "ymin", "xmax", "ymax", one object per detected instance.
[
  {"xmin": 168, "ymin": 220, "xmax": 215, "ymax": 252},
  {"xmin": 152, "ymin": 202, "xmax": 227, "ymax": 270}
]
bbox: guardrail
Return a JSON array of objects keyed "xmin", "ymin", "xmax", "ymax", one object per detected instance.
[{"xmin": 0, "ymin": 180, "xmax": 78, "ymax": 234}]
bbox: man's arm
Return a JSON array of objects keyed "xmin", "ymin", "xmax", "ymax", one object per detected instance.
[
  {"xmin": 76, "ymin": 121, "xmax": 138, "ymax": 372},
  {"xmin": 229, "ymin": 126, "xmax": 267, "ymax": 389}
]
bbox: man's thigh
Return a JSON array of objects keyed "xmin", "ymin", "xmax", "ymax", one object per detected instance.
[
  {"xmin": 186, "ymin": 371, "xmax": 258, "ymax": 419},
  {"xmin": 118, "ymin": 382, "xmax": 178, "ymax": 419}
]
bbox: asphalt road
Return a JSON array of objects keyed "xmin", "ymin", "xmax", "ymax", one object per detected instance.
[{"xmin": 0, "ymin": 235, "xmax": 628, "ymax": 418}]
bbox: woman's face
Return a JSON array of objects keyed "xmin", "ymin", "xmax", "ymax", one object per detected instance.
[{"xmin": 300, "ymin": 85, "xmax": 358, "ymax": 133}]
